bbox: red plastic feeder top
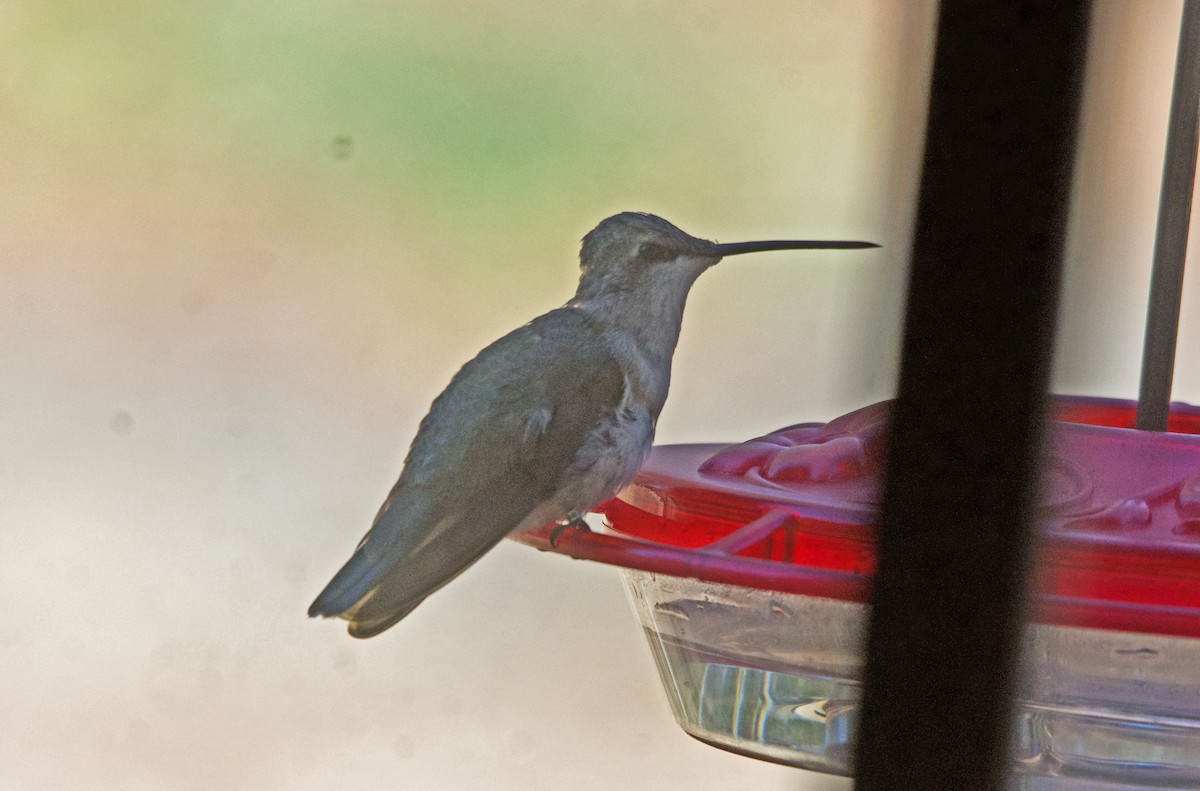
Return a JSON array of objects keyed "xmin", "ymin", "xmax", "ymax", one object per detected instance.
[{"xmin": 515, "ymin": 396, "xmax": 1200, "ymax": 639}]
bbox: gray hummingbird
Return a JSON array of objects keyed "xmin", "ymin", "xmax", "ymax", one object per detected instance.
[{"xmin": 309, "ymin": 212, "xmax": 877, "ymax": 637}]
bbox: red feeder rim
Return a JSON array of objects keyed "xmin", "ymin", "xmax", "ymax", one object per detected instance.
[{"xmin": 512, "ymin": 396, "xmax": 1200, "ymax": 639}]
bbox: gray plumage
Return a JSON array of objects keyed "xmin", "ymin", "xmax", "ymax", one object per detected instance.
[{"xmin": 309, "ymin": 212, "xmax": 876, "ymax": 637}]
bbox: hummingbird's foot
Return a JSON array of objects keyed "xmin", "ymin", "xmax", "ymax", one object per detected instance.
[{"xmin": 549, "ymin": 512, "xmax": 592, "ymax": 548}]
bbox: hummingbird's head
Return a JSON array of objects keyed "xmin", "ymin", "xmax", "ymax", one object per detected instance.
[
  {"xmin": 574, "ymin": 211, "xmax": 879, "ymax": 303},
  {"xmin": 575, "ymin": 212, "xmax": 722, "ymax": 302}
]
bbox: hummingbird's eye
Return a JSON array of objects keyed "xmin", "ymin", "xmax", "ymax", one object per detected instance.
[{"xmin": 636, "ymin": 241, "xmax": 673, "ymax": 264}]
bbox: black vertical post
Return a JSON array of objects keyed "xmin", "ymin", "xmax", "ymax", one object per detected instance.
[
  {"xmin": 1136, "ymin": 0, "xmax": 1200, "ymax": 432},
  {"xmin": 853, "ymin": 4, "xmax": 1091, "ymax": 791}
]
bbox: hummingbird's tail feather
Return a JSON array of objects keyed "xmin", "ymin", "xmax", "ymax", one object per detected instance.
[
  {"xmin": 330, "ymin": 491, "xmax": 558, "ymax": 637},
  {"xmin": 339, "ymin": 518, "xmax": 508, "ymax": 637},
  {"xmin": 307, "ymin": 548, "xmax": 384, "ymax": 619},
  {"xmin": 346, "ymin": 600, "xmax": 424, "ymax": 639},
  {"xmin": 309, "ymin": 488, "xmax": 522, "ymax": 637},
  {"xmin": 308, "ymin": 490, "xmax": 436, "ymax": 621}
]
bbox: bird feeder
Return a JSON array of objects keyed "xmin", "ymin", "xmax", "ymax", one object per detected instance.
[{"xmin": 515, "ymin": 396, "xmax": 1200, "ymax": 787}]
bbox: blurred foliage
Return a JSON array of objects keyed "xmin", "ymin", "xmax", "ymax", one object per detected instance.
[{"xmin": 3, "ymin": 2, "xmax": 864, "ymax": 259}]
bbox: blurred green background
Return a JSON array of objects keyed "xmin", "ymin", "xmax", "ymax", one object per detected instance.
[{"xmin": 1, "ymin": 1, "xmax": 1194, "ymax": 789}]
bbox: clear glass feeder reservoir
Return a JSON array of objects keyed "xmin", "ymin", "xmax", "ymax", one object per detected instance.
[{"xmin": 517, "ymin": 396, "xmax": 1200, "ymax": 789}]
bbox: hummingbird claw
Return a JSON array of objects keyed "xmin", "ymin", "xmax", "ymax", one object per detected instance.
[{"xmin": 549, "ymin": 514, "xmax": 591, "ymax": 548}]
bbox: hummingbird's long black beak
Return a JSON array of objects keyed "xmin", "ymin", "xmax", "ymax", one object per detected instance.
[{"xmin": 707, "ymin": 239, "xmax": 879, "ymax": 256}]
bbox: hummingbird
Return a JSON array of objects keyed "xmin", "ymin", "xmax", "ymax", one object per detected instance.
[{"xmin": 309, "ymin": 212, "xmax": 877, "ymax": 637}]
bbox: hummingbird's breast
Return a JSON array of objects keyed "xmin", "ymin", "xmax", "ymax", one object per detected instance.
[
  {"xmin": 545, "ymin": 321, "xmax": 670, "ymax": 516},
  {"xmin": 556, "ymin": 383, "xmax": 656, "ymax": 516},
  {"xmin": 600, "ymin": 325, "xmax": 675, "ymax": 420}
]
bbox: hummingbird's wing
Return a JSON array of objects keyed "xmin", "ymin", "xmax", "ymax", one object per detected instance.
[{"xmin": 309, "ymin": 307, "xmax": 627, "ymax": 637}]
